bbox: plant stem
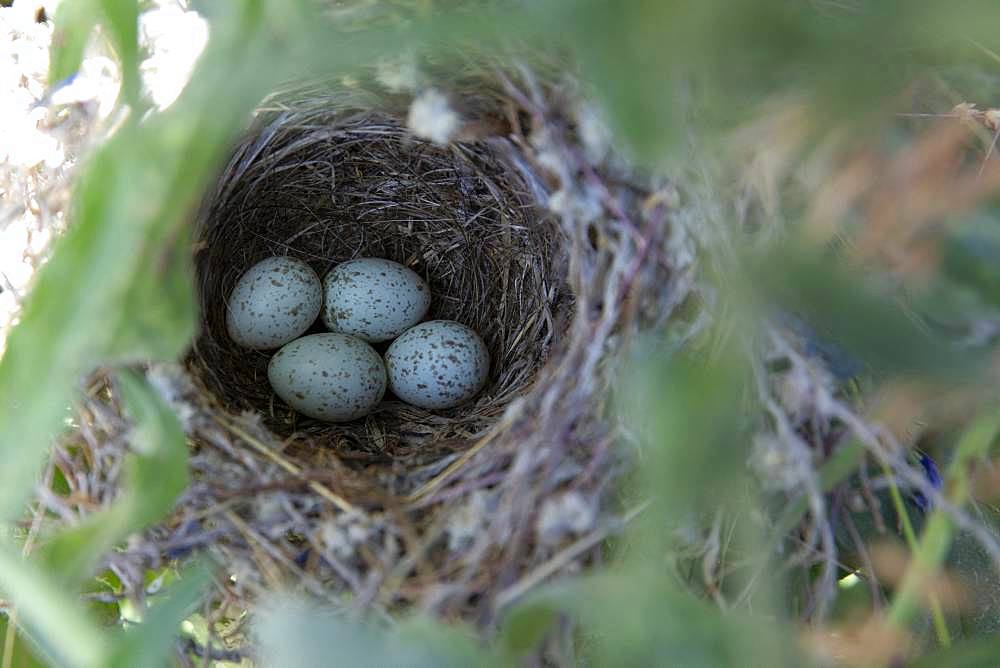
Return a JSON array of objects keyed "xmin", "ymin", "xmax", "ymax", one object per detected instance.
[
  {"xmin": 881, "ymin": 460, "xmax": 950, "ymax": 647},
  {"xmin": 886, "ymin": 410, "xmax": 1000, "ymax": 635}
]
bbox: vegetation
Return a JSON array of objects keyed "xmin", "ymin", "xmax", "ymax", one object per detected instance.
[{"xmin": 2, "ymin": 0, "xmax": 1000, "ymax": 665}]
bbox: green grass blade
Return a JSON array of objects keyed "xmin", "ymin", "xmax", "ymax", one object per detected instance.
[
  {"xmin": 771, "ymin": 438, "xmax": 865, "ymax": 543},
  {"xmin": 888, "ymin": 410, "xmax": 1000, "ymax": 629},
  {"xmin": 0, "ymin": 544, "xmax": 107, "ymax": 668},
  {"xmin": 97, "ymin": 0, "xmax": 141, "ymax": 108},
  {"xmin": 48, "ymin": 0, "xmax": 99, "ymax": 88},
  {"xmin": 106, "ymin": 564, "xmax": 211, "ymax": 668},
  {"xmin": 0, "ymin": 616, "xmax": 47, "ymax": 668},
  {"xmin": 0, "ymin": 2, "xmax": 280, "ymax": 524}
]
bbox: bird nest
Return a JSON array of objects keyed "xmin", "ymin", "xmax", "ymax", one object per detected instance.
[
  {"xmin": 50, "ymin": 75, "xmax": 692, "ymax": 655},
  {"xmin": 191, "ymin": 105, "xmax": 565, "ymax": 464}
]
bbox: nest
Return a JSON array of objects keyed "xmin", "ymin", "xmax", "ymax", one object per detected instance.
[
  {"xmin": 192, "ymin": 103, "xmax": 566, "ymax": 470},
  {"xmin": 45, "ymin": 72, "xmax": 693, "ymax": 658}
]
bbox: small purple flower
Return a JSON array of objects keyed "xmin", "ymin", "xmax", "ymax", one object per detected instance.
[{"xmin": 910, "ymin": 453, "xmax": 942, "ymax": 513}]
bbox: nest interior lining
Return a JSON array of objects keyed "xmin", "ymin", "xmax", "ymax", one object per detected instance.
[{"xmin": 192, "ymin": 108, "xmax": 569, "ymax": 469}]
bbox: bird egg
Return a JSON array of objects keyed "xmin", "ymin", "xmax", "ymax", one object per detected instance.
[
  {"xmin": 226, "ymin": 256, "xmax": 322, "ymax": 350},
  {"xmin": 322, "ymin": 258, "xmax": 430, "ymax": 343},
  {"xmin": 267, "ymin": 333, "xmax": 386, "ymax": 422},
  {"xmin": 385, "ymin": 320, "xmax": 489, "ymax": 410}
]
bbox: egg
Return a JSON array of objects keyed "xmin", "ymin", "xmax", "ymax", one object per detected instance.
[
  {"xmin": 226, "ymin": 256, "xmax": 322, "ymax": 350},
  {"xmin": 322, "ymin": 258, "xmax": 431, "ymax": 343},
  {"xmin": 385, "ymin": 320, "xmax": 490, "ymax": 410},
  {"xmin": 267, "ymin": 333, "xmax": 386, "ymax": 422}
]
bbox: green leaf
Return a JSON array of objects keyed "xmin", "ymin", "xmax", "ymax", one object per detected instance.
[
  {"xmin": 496, "ymin": 602, "xmax": 558, "ymax": 659},
  {"xmin": 571, "ymin": 1, "xmax": 683, "ymax": 165},
  {"xmin": 0, "ymin": 617, "xmax": 48, "ymax": 668},
  {"xmin": 748, "ymin": 245, "xmax": 975, "ymax": 380},
  {"xmin": 255, "ymin": 596, "xmax": 495, "ymax": 668},
  {"xmin": 393, "ymin": 617, "xmax": 492, "ymax": 668},
  {"xmin": 48, "ymin": 0, "xmax": 99, "ymax": 88},
  {"xmin": 49, "ymin": 0, "xmax": 140, "ymax": 108},
  {"xmin": 0, "ymin": 4, "xmax": 279, "ymax": 525},
  {"xmin": 0, "ymin": 141, "xmax": 129, "ymax": 522},
  {"xmin": 107, "ymin": 205, "xmax": 196, "ymax": 361},
  {"xmin": 944, "ymin": 214, "xmax": 1000, "ymax": 309},
  {"xmin": 912, "ymin": 636, "xmax": 1000, "ymax": 668},
  {"xmin": 39, "ymin": 371, "xmax": 189, "ymax": 582},
  {"xmin": 115, "ymin": 370, "xmax": 190, "ymax": 518},
  {"xmin": 0, "ymin": 543, "xmax": 108, "ymax": 668},
  {"xmin": 622, "ymin": 346, "xmax": 747, "ymax": 523},
  {"xmin": 503, "ymin": 571, "xmax": 796, "ymax": 667},
  {"xmin": 567, "ymin": 0, "xmax": 911, "ymax": 165},
  {"xmin": 97, "ymin": 0, "xmax": 141, "ymax": 108},
  {"xmin": 107, "ymin": 563, "xmax": 211, "ymax": 668}
]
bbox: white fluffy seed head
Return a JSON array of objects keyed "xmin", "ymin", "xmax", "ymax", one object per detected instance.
[{"xmin": 407, "ymin": 88, "xmax": 461, "ymax": 145}]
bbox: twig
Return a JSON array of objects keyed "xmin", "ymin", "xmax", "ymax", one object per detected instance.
[
  {"xmin": 404, "ymin": 411, "xmax": 518, "ymax": 505},
  {"xmin": 215, "ymin": 417, "xmax": 357, "ymax": 513},
  {"xmin": 838, "ymin": 502, "xmax": 884, "ymax": 611},
  {"xmin": 494, "ymin": 502, "xmax": 647, "ymax": 612}
]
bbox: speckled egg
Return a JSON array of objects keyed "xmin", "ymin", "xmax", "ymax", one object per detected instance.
[
  {"xmin": 322, "ymin": 258, "xmax": 431, "ymax": 343},
  {"xmin": 385, "ymin": 320, "xmax": 490, "ymax": 410},
  {"xmin": 226, "ymin": 256, "xmax": 322, "ymax": 350},
  {"xmin": 267, "ymin": 333, "xmax": 386, "ymax": 422}
]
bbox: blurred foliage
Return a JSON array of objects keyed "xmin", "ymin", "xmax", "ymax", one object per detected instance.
[
  {"xmin": 105, "ymin": 564, "xmax": 212, "ymax": 668},
  {"xmin": 912, "ymin": 635, "xmax": 1000, "ymax": 668},
  {"xmin": 2, "ymin": 0, "xmax": 1000, "ymax": 665},
  {"xmin": 621, "ymin": 348, "xmax": 749, "ymax": 548},
  {"xmin": 0, "ymin": 620, "xmax": 44, "ymax": 668},
  {"xmin": 945, "ymin": 210, "xmax": 1000, "ymax": 308},
  {"xmin": 748, "ymin": 245, "xmax": 980, "ymax": 380},
  {"xmin": 255, "ymin": 598, "xmax": 489, "ymax": 668},
  {"xmin": 501, "ymin": 570, "xmax": 794, "ymax": 667},
  {"xmin": 47, "ymin": 0, "xmax": 99, "ymax": 89}
]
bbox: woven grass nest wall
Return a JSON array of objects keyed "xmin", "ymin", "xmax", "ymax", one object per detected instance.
[
  {"xmin": 58, "ymin": 76, "xmax": 692, "ymax": 647},
  {"xmin": 192, "ymin": 105, "xmax": 565, "ymax": 464}
]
